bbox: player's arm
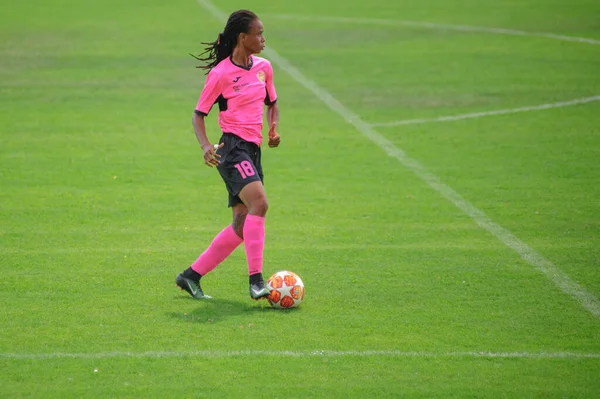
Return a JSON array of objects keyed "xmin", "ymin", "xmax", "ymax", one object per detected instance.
[
  {"xmin": 192, "ymin": 112, "xmax": 220, "ymax": 167},
  {"xmin": 264, "ymin": 61, "xmax": 280, "ymax": 148},
  {"xmin": 267, "ymin": 102, "xmax": 280, "ymax": 148},
  {"xmin": 194, "ymin": 70, "xmax": 223, "ymax": 167},
  {"xmin": 192, "ymin": 112, "xmax": 211, "ymax": 153}
]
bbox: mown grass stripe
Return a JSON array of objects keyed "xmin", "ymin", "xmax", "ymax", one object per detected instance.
[{"xmin": 2, "ymin": 350, "xmax": 599, "ymax": 360}]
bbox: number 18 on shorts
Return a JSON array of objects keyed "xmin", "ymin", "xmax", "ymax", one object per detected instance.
[{"xmin": 216, "ymin": 133, "xmax": 264, "ymax": 206}]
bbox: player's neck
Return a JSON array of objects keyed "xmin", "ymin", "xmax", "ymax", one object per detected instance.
[{"xmin": 231, "ymin": 48, "xmax": 252, "ymax": 67}]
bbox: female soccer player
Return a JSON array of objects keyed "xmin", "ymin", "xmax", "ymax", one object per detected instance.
[{"xmin": 176, "ymin": 10, "xmax": 280, "ymax": 300}]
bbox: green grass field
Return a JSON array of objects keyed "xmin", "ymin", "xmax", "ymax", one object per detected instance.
[{"xmin": 1, "ymin": 0, "xmax": 599, "ymax": 397}]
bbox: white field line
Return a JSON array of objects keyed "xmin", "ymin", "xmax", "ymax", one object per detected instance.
[
  {"xmin": 371, "ymin": 96, "xmax": 600, "ymax": 127},
  {"xmin": 197, "ymin": 0, "xmax": 600, "ymax": 318},
  {"xmin": 265, "ymin": 14, "xmax": 600, "ymax": 45},
  {"xmin": 1, "ymin": 350, "xmax": 599, "ymax": 360}
]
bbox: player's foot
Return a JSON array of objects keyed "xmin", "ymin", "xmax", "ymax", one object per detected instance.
[
  {"xmin": 176, "ymin": 273, "xmax": 211, "ymax": 299},
  {"xmin": 249, "ymin": 274, "xmax": 270, "ymax": 300}
]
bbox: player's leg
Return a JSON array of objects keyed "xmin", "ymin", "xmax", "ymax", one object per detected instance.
[
  {"xmin": 176, "ymin": 204, "xmax": 247, "ymax": 299},
  {"xmin": 190, "ymin": 223, "xmax": 244, "ymax": 275},
  {"xmin": 176, "ymin": 136, "xmax": 246, "ymax": 299},
  {"xmin": 176, "ymin": 219, "xmax": 243, "ymax": 298},
  {"xmin": 238, "ymin": 181, "xmax": 270, "ymax": 299},
  {"xmin": 177, "ymin": 134, "xmax": 269, "ymax": 300},
  {"xmin": 230, "ymin": 199, "xmax": 248, "ymax": 238}
]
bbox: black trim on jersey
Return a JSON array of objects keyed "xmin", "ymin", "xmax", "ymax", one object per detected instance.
[
  {"xmin": 229, "ymin": 56, "xmax": 253, "ymax": 71},
  {"xmin": 216, "ymin": 95, "xmax": 228, "ymax": 112},
  {"xmin": 264, "ymin": 89, "xmax": 277, "ymax": 106},
  {"xmin": 195, "ymin": 94, "xmax": 228, "ymax": 116}
]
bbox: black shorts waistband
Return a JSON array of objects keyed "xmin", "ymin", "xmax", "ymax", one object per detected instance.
[{"xmin": 221, "ymin": 133, "xmax": 259, "ymax": 150}]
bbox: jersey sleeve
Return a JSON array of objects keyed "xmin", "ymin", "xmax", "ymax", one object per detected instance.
[
  {"xmin": 195, "ymin": 69, "xmax": 222, "ymax": 116},
  {"xmin": 264, "ymin": 62, "xmax": 277, "ymax": 106}
]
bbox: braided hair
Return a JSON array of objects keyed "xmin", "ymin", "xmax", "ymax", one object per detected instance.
[{"xmin": 191, "ymin": 10, "xmax": 258, "ymax": 73}]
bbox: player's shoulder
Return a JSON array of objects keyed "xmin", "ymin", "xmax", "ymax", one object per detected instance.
[
  {"xmin": 252, "ymin": 55, "xmax": 273, "ymax": 69},
  {"xmin": 208, "ymin": 57, "xmax": 235, "ymax": 78},
  {"xmin": 209, "ymin": 58, "xmax": 227, "ymax": 73}
]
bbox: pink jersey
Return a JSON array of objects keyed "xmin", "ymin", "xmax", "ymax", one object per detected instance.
[{"xmin": 195, "ymin": 55, "xmax": 277, "ymax": 146}]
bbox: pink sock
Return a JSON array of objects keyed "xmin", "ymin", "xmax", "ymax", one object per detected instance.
[
  {"xmin": 191, "ymin": 225, "xmax": 243, "ymax": 276},
  {"xmin": 243, "ymin": 214, "xmax": 265, "ymax": 275}
]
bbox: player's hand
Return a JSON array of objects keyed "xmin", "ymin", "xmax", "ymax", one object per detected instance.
[
  {"xmin": 268, "ymin": 122, "xmax": 280, "ymax": 148},
  {"xmin": 203, "ymin": 143, "xmax": 223, "ymax": 167}
]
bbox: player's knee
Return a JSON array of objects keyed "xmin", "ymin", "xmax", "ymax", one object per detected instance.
[{"xmin": 250, "ymin": 197, "xmax": 268, "ymax": 217}]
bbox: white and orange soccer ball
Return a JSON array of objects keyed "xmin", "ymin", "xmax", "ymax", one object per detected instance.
[{"xmin": 267, "ymin": 271, "xmax": 305, "ymax": 309}]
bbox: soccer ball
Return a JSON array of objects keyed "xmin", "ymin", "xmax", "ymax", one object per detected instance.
[{"xmin": 267, "ymin": 271, "xmax": 305, "ymax": 309}]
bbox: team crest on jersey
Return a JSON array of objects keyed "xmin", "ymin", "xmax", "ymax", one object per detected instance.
[{"xmin": 257, "ymin": 71, "xmax": 265, "ymax": 83}]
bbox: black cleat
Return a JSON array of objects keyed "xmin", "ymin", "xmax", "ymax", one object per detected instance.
[
  {"xmin": 249, "ymin": 279, "xmax": 270, "ymax": 300},
  {"xmin": 176, "ymin": 273, "xmax": 211, "ymax": 299}
]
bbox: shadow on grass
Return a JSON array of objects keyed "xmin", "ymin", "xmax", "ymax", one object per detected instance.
[{"xmin": 167, "ymin": 295, "xmax": 283, "ymax": 324}]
